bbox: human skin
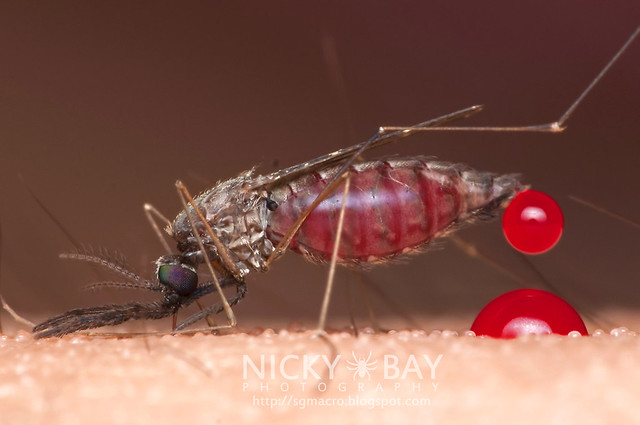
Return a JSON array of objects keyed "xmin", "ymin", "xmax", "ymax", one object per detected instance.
[{"xmin": 1, "ymin": 328, "xmax": 639, "ymax": 424}]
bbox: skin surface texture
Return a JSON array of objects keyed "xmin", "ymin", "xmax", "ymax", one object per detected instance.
[{"xmin": 1, "ymin": 329, "xmax": 639, "ymax": 424}]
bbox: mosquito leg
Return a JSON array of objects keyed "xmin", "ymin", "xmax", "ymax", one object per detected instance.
[
  {"xmin": 449, "ymin": 236, "xmax": 528, "ymax": 288},
  {"xmin": 321, "ymin": 33, "xmax": 357, "ymax": 142},
  {"xmin": 357, "ymin": 274, "xmax": 384, "ymax": 333},
  {"xmin": 359, "ymin": 275, "xmax": 423, "ymax": 330},
  {"xmin": 316, "ymin": 174, "xmax": 351, "ymax": 333},
  {"xmin": 144, "ymin": 203, "xmax": 174, "ymax": 254},
  {"xmin": 20, "ymin": 176, "xmax": 113, "ymax": 283},
  {"xmin": 554, "ymin": 25, "xmax": 639, "ymax": 128},
  {"xmin": 569, "ymin": 195, "xmax": 639, "ymax": 229},
  {"xmin": 344, "ymin": 281, "xmax": 359, "ymax": 336},
  {"xmin": 174, "ymin": 280, "xmax": 247, "ymax": 332},
  {"xmin": 19, "ymin": 174, "xmax": 86, "ymax": 251},
  {"xmin": 174, "ymin": 181, "xmax": 237, "ymax": 329},
  {"xmin": 567, "ymin": 196, "xmax": 638, "ymax": 328},
  {"xmin": 519, "ymin": 253, "xmax": 616, "ymax": 330},
  {"xmin": 1, "ymin": 294, "xmax": 35, "ymax": 328},
  {"xmin": 382, "ymin": 26, "xmax": 639, "ymax": 136},
  {"xmin": 169, "ymin": 275, "xmax": 246, "ymax": 333}
]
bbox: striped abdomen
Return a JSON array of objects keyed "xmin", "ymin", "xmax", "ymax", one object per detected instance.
[{"xmin": 266, "ymin": 157, "xmax": 522, "ymax": 264}]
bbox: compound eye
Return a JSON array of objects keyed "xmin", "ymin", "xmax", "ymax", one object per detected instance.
[{"xmin": 157, "ymin": 263, "xmax": 198, "ymax": 296}]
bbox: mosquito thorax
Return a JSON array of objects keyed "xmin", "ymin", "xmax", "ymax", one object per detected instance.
[{"xmin": 155, "ymin": 255, "xmax": 198, "ymax": 296}]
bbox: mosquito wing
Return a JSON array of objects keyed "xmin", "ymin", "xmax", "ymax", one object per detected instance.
[{"xmin": 245, "ymin": 105, "xmax": 483, "ymax": 191}]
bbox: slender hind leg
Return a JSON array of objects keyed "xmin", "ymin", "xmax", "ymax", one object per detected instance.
[
  {"xmin": 569, "ymin": 196, "xmax": 640, "ymax": 229},
  {"xmin": 316, "ymin": 174, "xmax": 351, "ymax": 333},
  {"xmin": 357, "ymin": 276, "xmax": 384, "ymax": 332},
  {"xmin": 383, "ymin": 27, "xmax": 640, "ymax": 136}
]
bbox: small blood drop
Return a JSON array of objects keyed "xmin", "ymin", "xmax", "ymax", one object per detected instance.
[
  {"xmin": 471, "ymin": 289, "xmax": 588, "ymax": 338},
  {"xmin": 502, "ymin": 190, "xmax": 564, "ymax": 254}
]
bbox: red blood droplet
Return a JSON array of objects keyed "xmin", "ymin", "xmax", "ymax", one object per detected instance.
[
  {"xmin": 502, "ymin": 190, "xmax": 564, "ymax": 254},
  {"xmin": 471, "ymin": 289, "xmax": 588, "ymax": 338}
]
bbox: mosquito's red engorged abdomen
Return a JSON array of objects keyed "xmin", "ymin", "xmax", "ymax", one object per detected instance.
[{"xmin": 267, "ymin": 157, "xmax": 519, "ymax": 264}]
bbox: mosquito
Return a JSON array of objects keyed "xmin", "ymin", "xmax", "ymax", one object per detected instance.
[{"xmin": 32, "ymin": 26, "xmax": 639, "ymax": 339}]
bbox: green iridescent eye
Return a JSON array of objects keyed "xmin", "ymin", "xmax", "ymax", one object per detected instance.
[{"xmin": 157, "ymin": 263, "xmax": 198, "ymax": 296}]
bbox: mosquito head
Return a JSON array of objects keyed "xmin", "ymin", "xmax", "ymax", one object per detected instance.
[{"xmin": 155, "ymin": 255, "xmax": 198, "ymax": 296}]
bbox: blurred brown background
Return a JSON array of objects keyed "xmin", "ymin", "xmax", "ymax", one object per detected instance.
[{"xmin": 0, "ymin": 2, "xmax": 638, "ymax": 333}]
